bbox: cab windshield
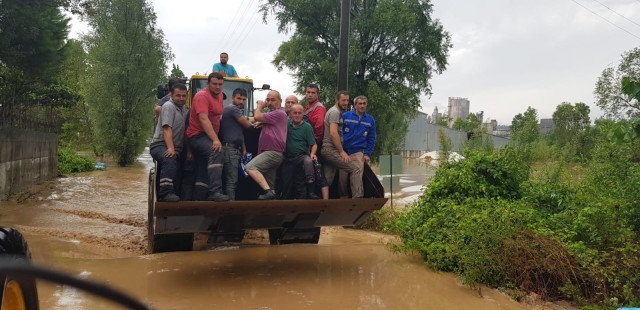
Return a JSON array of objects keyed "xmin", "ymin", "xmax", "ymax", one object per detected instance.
[{"xmin": 190, "ymin": 79, "xmax": 254, "ymax": 117}]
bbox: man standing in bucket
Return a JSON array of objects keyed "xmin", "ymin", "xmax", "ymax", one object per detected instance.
[
  {"xmin": 340, "ymin": 95, "xmax": 376, "ymax": 198},
  {"xmin": 244, "ymin": 90, "xmax": 288, "ymax": 200},
  {"xmin": 186, "ymin": 72, "xmax": 229, "ymax": 202},
  {"xmin": 150, "ymin": 83, "xmax": 189, "ymax": 202}
]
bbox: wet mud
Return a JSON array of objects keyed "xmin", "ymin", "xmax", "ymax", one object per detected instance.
[{"xmin": 0, "ymin": 152, "xmax": 573, "ymax": 309}]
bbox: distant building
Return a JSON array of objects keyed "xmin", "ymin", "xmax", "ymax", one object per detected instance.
[
  {"xmin": 539, "ymin": 118, "xmax": 553, "ymax": 134},
  {"xmin": 430, "ymin": 106, "xmax": 442, "ymax": 124},
  {"xmin": 448, "ymin": 97, "xmax": 470, "ymax": 126},
  {"xmin": 404, "ymin": 111, "xmax": 429, "ymax": 157},
  {"xmin": 475, "ymin": 111, "xmax": 484, "ymax": 122},
  {"xmin": 402, "ymin": 112, "xmax": 510, "ymax": 157},
  {"xmin": 493, "ymin": 125, "xmax": 511, "ymax": 137}
]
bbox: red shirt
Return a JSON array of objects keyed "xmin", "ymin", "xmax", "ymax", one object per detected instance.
[
  {"xmin": 186, "ymin": 88, "xmax": 224, "ymax": 138},
  {"xmin": 304, "ymin": 100, "xmax": 326, "ymax": 145}
]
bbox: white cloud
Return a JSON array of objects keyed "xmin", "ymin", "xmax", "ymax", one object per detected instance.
[
  {"xmin": 423, "ymin": 0, "xmax": 640, "ymax": 124},
  {"xmin": 68, "ymin": 0, "xmax": 640, "ymax": 124}
]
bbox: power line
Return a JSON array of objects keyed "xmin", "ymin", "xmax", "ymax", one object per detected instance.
[
  {"xmin": 227, "ymin": 4, "xmax": 261, "ymax": 54},
  {"xmin": 203, "ymin": 0, "xmax": 248, "ymax": 72},
  {"xmin": 569, "ymin": 0, "xmax": 640, "ymax": 40},
  {"xmin": 225, "ymin": 0, "xmax": 257, "ymax": 50},
  {"xmin": 591, "ymin": 0, "xmax": 640, "ymax": 28},
  {"xmin": 217, "ymin": 0, "xmax": 248, "ymax": 50}
]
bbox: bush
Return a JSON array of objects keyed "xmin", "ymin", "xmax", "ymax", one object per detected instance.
[
  {"xmin": 58, "ymin": 148, "xmax": 95, "ymax": 174},
  {"xmin": 388, "ymin": 138, "xmax": 640, "ymax": 307}
]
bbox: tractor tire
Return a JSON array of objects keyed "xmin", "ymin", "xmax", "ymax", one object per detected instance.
[
  {"xmin": 152, "ymin": 234, "xmax": 194, "ymax": 253},
  {"xmin": 147, "ymin": 168, "xmax": 156, "ymax": 253},
  {"xmin": 268, "ymin": 228, "xmax": 320, "ymax": 245},
  {"xmin": 0, "ymin": 227, "xmax": 39, "ymax": 310},
  {"xmin": 148, "ymin": 167, "xmax": 194, "ymax": 253},
  {"xmin": 268, "ymin": 229, "xmax": 284, "ymax": 245}
]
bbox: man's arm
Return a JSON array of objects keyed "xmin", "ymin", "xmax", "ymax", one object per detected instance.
[
  {"xmin": 329, "ymin": 122, "xmax": 349, "ymax": 163},
  {"xmin": 154, "ymin": 105, "xmax": 162, "ymax": 118},
  {"xmin": 162, "ymin": 125, "xmax": 176, "ymax": 157},
  {"xmin": 311, "ymin": 108, "xmax": 325, "ymax": 142},
  {"xmin": 253, "ymin": 100, "xmax": 266, "ymax": 122},
  {"xmin": 365, "ymin": 118, "xmax": 376, "ymax": 163},
  {"xmin": 198, "ymin": 113, "xmax": 221, "ymax": 151},
  {"xmin": 236, "ymin": 115, "xmax": 253, "ymax": 129},
  {"xmin": 309, "ymin": 143, "xmax": 318, "ymax": 161}
]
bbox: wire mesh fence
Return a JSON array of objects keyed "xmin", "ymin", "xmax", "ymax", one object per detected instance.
[{"xmin": 0, "ymin": 101, "xmax": 60, "ymax": 133}]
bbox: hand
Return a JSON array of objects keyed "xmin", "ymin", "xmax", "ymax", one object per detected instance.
[
  {"xmin": 254, "ymin": 122, "xmax": 263, "ymax": 128},
  {"xmin": 163, "ymin": 148, "xmax": 176, "ymax": 158},
  {"xmin": 310, "ymin": 153, "xmax": 317, "ymax": 161},
  {"xmin": 210, "ymin": 140, "xmax": 222, "ymax": 152},
  {"xmin": 364, "ymin": 155, "xmax": 370, "ymax": 164},
  {"xmin": 340, "ymin": 151, "xmax": 350, "ymax": 163},
  {"xmin": 256, "ymin": 100, "xmax": 265, "ymax": 109},
  {"xmin": 186, "ymin": 151, "xmax": 193, "ymax": 161}
]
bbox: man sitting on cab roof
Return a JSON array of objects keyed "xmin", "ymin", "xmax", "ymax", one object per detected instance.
[{"xmin": 212, "ymin": 52, "xmax": 239, "ymax": 78}]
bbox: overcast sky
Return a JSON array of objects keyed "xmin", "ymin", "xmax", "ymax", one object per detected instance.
[{"xmin": 69, "ymin": 0, "xmax": 640, "ymax": 125}]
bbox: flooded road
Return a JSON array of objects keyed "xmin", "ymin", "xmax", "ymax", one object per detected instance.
[{"xmin": 0, "ymin": 151, "xmax": 550, "ymax": 309}]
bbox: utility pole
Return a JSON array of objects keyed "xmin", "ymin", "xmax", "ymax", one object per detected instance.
[{"xmin": 337, "ymin": 0, "xmax": 351, "ymax": 91}]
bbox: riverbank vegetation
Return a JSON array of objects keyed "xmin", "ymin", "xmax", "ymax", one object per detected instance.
[{"xmin": 386, "ymin": 75, "xmax": 640, "ymax": 307}]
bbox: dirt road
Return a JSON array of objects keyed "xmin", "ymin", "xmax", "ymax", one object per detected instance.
[{"xmin": 0, "ymin": 152, "xmax": 567, "ymax": 309}]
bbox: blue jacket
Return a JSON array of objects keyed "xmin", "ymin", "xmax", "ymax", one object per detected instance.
[{"xmin": 342, "ymin": 110, "xmax": 376, "ymax": 157}]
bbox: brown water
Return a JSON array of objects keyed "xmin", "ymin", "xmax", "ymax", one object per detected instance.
[{"xmin": 0, "ymin": 151, "xmax": 566, "ymax": 309}]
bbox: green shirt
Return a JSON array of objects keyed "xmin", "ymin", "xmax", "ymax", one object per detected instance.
[{"xmin": 285, "ymin": 118, "xmax": 316, "ymax": 156}]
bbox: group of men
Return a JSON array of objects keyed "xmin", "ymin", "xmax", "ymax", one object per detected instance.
[{"xmin": 150, "ymin": 70, "xmax": 377, "ymax": 202}]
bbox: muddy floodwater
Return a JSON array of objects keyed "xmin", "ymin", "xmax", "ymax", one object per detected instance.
[{"xmin": 0, "ymin": 151, "xmax": 563, "ymax": 309}]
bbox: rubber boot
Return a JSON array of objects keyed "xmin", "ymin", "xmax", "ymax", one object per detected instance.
[{"xmin": 307, "ymin": 183, "xmax": 320, "ymax": 199}]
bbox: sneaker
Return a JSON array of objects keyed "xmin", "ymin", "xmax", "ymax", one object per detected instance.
[
  {"xmin": 307, "ymin": 192, "xmax": 320, "ymax": 200},
  {"xmin": 160, "ymin": 193, "xmax": 180, "ymax": 202},
  {"xmin": 207, "ymin": 192, "xmax": 230, "ymax": 202},
  {"xmin": 258, "ymin": 190, "xmax": 276, "ymax": 200}
]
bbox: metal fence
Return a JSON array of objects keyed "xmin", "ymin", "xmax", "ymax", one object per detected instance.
[{"xmin": 0, "ymin": 101, "xmax": 60, "ymax": 133}]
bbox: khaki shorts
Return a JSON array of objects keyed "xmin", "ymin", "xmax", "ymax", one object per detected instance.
[{"xmin": 244, "ymin": 151, "xmax": 284, "ymax": 189}]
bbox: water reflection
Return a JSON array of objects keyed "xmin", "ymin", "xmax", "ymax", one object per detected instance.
[
  {"xmin": 37, "ymin": 233, "xmax": 531, "ymax": 310},
  {"xmin": 372, "ymin": 158, "xmax": 437, "ymax": 208}
]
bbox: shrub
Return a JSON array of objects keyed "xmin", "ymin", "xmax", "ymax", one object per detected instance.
[
  {"xmin": 58, "ymin": 148, "xmax": 95, "ymax": 174},
  {"xmin": 388, "ymin": 139, "xmax": 640, "ymax": 307}
]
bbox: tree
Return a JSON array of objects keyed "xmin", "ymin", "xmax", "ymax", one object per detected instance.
[
  {"xmin": 169, "ymin": 63, "xmax": 185, "ymax": 78},
  {"xmin": 452, "ymin": 113, "xmax": 482, "ymax": 132},
  {"xmin": 594, "ymin": 48, "xmax": 640, "ymax": 118},
  {"xmin": 511, "ymin": 107, "xmax": 539, "ymax": 145},
  {"xmin": 260, "ymin": 0, "xmax": 451, "ymax": 157},
  {"xmin": 57, "ymin": 39, "xmax": 98, "ymax": 153},
  {"xmin": 551, "ymin": 102, "xmax": 590, "ymax": 146},
  {"xmin": 0, "ymin": 0, "xmax": 69, "ymax": 80},
  {"xmin": 83, "ymin": 0, "xmax": 172, "ymax": 166},
  {"xmin": 434, "ymin": 114, "xmax": 450, "ymax": 127}
]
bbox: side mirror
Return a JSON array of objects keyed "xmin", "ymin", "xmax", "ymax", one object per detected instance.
[{"xmin": 262, "ymin": 84, "xmax": 270, "ymax": 90}]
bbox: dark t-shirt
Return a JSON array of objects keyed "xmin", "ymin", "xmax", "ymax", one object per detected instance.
[
  {"xmin": 157, "ymin": 94, "xmax": 170, "ymax": 106},
  {"xmin": 220, "ymin": 104, "xmax": 245, "ymax": 147}
]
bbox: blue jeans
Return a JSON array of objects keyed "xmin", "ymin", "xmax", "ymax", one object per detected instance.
[
  {"xmin": 150, "ymin": 145, "xmax": 179, "ymax": 198},
  {"xmin": 188, "ymin": 134, "xmax": 224, "ymax": 200},
  {"xmin": 222, "ymin": 146, "xmax": 241, "ymax": 200}
]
